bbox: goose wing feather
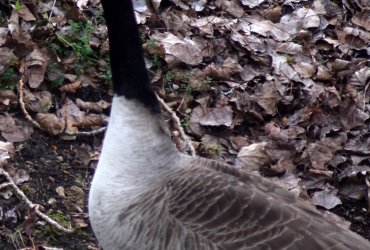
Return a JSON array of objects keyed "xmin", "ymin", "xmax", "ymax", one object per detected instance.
[{"xmin": 160, "ymin": 157, "xmax": 370, "ymax": 250}]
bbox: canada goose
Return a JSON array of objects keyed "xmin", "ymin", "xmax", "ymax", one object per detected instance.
[{"xmin": 88, "ymin": 1, "xmax": 370, "ymax": 249}]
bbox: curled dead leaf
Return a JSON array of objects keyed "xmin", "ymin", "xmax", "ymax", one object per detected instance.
[
  {"xmin": 35, "ymin": 113, "xmax": 65, "ymax": 135},
  {"xmin": 0, "ymin": 90, "xmax": 18, "ymax": 111},
  {"xmin": 76, "ymin": 99, "xmax": 110, "ymax": 113},
  {"xmin": 79, "ymin": 114, "xmax": 108, "ymax": 128},
  {"xmin": 58, "ymin": 98, "xmax": 85, "ymax": 127},
  {"xmin": 59, "ymin": 81, "xmax": 82, "ymax": 93}
]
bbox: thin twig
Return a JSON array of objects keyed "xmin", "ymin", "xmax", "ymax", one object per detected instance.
[
  {"xmin": 0, "ymin": 168, "xmax": 74, "ymax": 233},
  {"xmin": 17, "ymin": 80, "xmax": 42, "ymax": 130},
  {"xmin": 364, "ymin": 81, "xmax": 369, "ymax": 110},
  {"xmin": 64, "ymin": 127, "xmax": 107, "ymax": 137},
  {"xmin": 155, "ymin": 93, "xmax": 196, "ymax": 156},
  {"xmin": 0, "ymin": 182, "xmax": 12, "ymax": 190},
  {"xmin": 48, "ymin": 0, "xmax": 57, "ymax": 21}
]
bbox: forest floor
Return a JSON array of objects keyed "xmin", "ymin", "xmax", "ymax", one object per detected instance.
[{"xmin": 0, "ymin": 0, "xmax": 369, "ymax": 249}]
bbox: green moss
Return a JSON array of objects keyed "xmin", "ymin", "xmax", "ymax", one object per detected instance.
[
  {"xmin": 33, "ymin": 225, "xmax": 58, "ymax": 245},
  {"xmin": 32, "ymin": 211, "xmax": 72, "ymax": 245},
  {"xmin": 48, "ymin": 211, "xmax": 71, "ymax": 229},
  {"xmin": 75, "ymin": 229, "xmax": 90, "ymax": 239}
]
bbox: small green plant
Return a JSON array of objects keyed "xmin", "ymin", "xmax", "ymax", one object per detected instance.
[
  {"xmin": 100, "ymin": 65, "xmax": 113, "ymax": 87},
  {"xmin": 286, "ymin": 55, "xmax": 296, "ymax": 64},
  {"xmin": 148, "ymin": 39, "xmax": 161, "ymax": 68},
  {"xmin": 33, "ymin": 211, "xmax": 72, "ymax": 244},
  {"xmin": 164, "ymin": 70, "xmax": 192, "ymax": 95},
  {"xmin": 0, "ymin": 68, "xmax": 17, "ymax": 90},
  {"xmin": 95, "ymin": 10, "xmax": 105, "ymax": 24},
  {"xmin": 207, "ymin": 144, "xmax": 223, "ymax": 156},
  {"xmin": 164, "ymin": 70, "xmax": 178, "ymax": 94},
  {"xmin": 181, "ymin": 111, "xmax": 191, "ymax": 131},
  {"xmin": 52, "ymin": 21, "xmax": 98, "ymax": 75},
  {"xmin": 165, "ymin": 70, "xmax": 177, "ymax": 82},
  {"xmin": 15, "ymin": 1, "xmax": 21, "ymax": 11}
]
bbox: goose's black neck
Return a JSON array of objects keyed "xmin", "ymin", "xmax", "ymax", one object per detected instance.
[{"xmin": 101, "ymin": 0, "xmax": 160, "ymax": 113}]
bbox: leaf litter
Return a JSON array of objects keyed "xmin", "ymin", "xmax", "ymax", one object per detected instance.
[{"xmin": 0, "ymin": 0, "xmax": 369, "ymax": 248}]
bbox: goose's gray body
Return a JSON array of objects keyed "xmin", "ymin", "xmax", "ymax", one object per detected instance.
[{"xmin": 89, "ymin": 97, "xmax": 370, "ymax": 250}]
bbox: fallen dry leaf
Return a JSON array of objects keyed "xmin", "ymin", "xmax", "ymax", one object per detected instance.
[
  {"xmin": 76, "ymin": 98, "xmax": 110, "ymax": 113},
  {"xmin": 22, "ymin": 49, "xmax": 48, "ymax": 88},
  {"xmin": 305, "ymin": 134, "xmax": 347, "ymax": 170},
  {"xmin": 237, "ymin": 142, "xmax": 269, "ymax": 171},
  {"xmin": 59, "ymin": 81, "xmax": 82, "ymax": 93},
  {"xmin": 312, "ymin": 188, "xmax": 342, "ymax": 209},
  {"xmin": 199, "ymin": 106, "xmax": 233, "ymax": 127},
  {"xmin": 151, "ymin": 32, "xmax": 205, "ymax": 66},
  {"xmin": 1, "ymin": 118, "xmax": 33, "ymax": 142},
  {"xmin": 23, "ymin": 89, "xmax": 52, "ymax": 113}
]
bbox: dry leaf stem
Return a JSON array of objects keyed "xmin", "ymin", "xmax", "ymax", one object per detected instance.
[{"xmin": 18, "ymin": 80, "xmax": 42, "ymax": 130}]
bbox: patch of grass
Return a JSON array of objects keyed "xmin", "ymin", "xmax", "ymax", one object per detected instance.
[
  {"xmin": 7, "ymin": 227, "xmax": 26, "ymax": 249},
  {"xmin": 0, "ymin": 68, "xmax": 17, "ymax": 90}
]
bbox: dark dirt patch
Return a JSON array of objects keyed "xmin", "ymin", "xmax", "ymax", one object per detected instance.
[
  {"xmin": 0, "ymin": 131, "xmax": 101, "ymax": 250},
  {"xmin": 332, "ymin": 200, "xmax": 370, "ymax": 240}
]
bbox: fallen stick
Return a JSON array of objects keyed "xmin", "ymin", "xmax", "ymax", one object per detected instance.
[{"xmin": 0, "ymin": 168, "xmax": 74, "ymax": 233}]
